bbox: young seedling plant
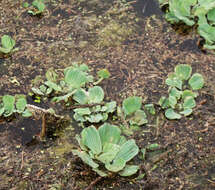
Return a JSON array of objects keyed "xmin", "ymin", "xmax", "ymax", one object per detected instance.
[
  {"xmin": 159, "ymin": 64, "xmax": 204, "ymax": 119},
  {"xmin": 0, "ymin": 35, "xmax": 18, "ymax": 54},
  {"xmin": 0, "ymin": 95, "xmax": 32, "ymax": 118},
  {"xmin": 28, "ymin": 0, "xmax": 46, "ymax": 15}
]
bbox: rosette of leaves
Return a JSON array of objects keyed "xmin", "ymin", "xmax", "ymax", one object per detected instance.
[
  {"xmin": 32, "ymin": 63, "xmax": 94, "ymax": 102},
  {"xmin": 120, "ymin": 96, "xmax": 148, "ymax": 126},
  {"xmin": 159, "ymin": 0, "xmax": 215, "ymax": 49},
  {"xmin": 0, "ymin": 35, "xmax": 18, "ymax": 54},
  {"xmin": 73, "ymin": 86, "xmax": 116, "ymax": 123},
  {"xmin": 72, "ymin": 123, "xmax": 139, "ymax": 177},
  {"xmin": 28, "ymin": 0, "xmax": 46, "ymax": 15},
  {"xmin": 159, "ymin": 64, "xmax": 204, "ymax": 119},
  {"xmin": 0, "ymin": 95, "xmax": 32, "ymax": 118}
]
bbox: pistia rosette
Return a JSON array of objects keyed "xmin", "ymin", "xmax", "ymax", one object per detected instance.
[{"xmin": 72, "ymin": 123, "xmax": 139, "ymax": 177}]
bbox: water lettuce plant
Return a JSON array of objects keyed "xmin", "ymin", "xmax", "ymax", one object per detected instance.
[
  {"xmin": 0, "ymin": 35, "xmax": 17, "ymax": 54},
  {"xmin": 0, "ymin": 95, "xmax": 32, "ymax": 117},
  {"xmin": 72, "ymin": 123, "xmax": 139, "ymax": 177},
  {"xmin": 119, "ymin": 96, "xmax": 148, "ymax": 126},
  {"xmin": 32, "ymin": 63, "xmax": 94, "ymax": 102},
  {"xmin": 159, "ymin": 64, "xmax": 204, "ymax": 119},
  {"xmin": 28, "ymin": 0, "xmax": 46, "ymax": 15},
  {"xmin": 32, "ymin": 64, "xmax": 116, "ymax": 123},
  {"xmin": 159, "ymin": 0, "xmax": 215, "ymax": 49}
]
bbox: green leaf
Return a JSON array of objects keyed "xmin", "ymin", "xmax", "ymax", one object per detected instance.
[
  {"xmin": 105, "ymin": 158, "xmax": 126, "ymax": 172},
  {"xmin": 129, "ymin": 110, "xmax": 148, "ymax": 126},
  {"xmin": 31, "ymin": 87, "xmax": 44, "ymax": 96},
  {"xmin": 16, "ymin": 98, "xmax": 27, "ymax": 113},
  {"xmin": 105, "ymin": 101, "xmax": 116, "ymax": 113},
  {"xmin": 175, "ymin": 64, "xmax": 192, "ymax": 80},
  {"xmin": 122, "ymin": 96, "xmax": 142, "ymax": 116},
  {"xmin": 98, "ymin": 123, "xmax": 121, "ymax": 146},
  {"xmin": 208, "ymin": 8, "xmax": 215, "ymax": 24},
  {"xmin": 168, "ymin": 95, "xmax": 177, "ymax": 109},
  {"xmin": 146, "ymin": 143, "xmax": 159, "ymax": 151},
  {"xmin": 81, "ymin": 126, "xmax": 102, "ymax": 155},
  {"xmin": 44, "ymin": 81, "xmax": 62, "ymax": 92},
  {"xmin": 32, "ymin": 0, "xmax": 45, "ymax": 12},
  {"xmin": 180, "ymin": 108, "xmax": 193, "ymax": 116},
  {"xmin": 165, "ymin": 108, "xmax": 181, "ymax": 120},
  {"xmin": 183, "ymin": 96, "xmax": 196, "ymax": 109},
  {"xmin": 169, "ymin": 87, "xmax": 181, "ymax": 100},
  {"xmin": 74, "ymin": 108, "xmax": 91, "ymax": 115},
  {"xmin": 72, "ymin": 150, "xmax": 99, "ymax": 168},
  {"xmin": 198, "ymin": 21, "xmax": 215, "ymax": 45},
  {"xmin": 86, "ymin": 113, "xmax": 103, "ymax": 123},
  {"xmin": 75, "ymin": 134, "xmax": 87, "ymax": 151},
  {"xmin": 97, "ymin": 143, "xmax": 120, "ymax": 164},
  {"xmin": 118, "ymin": 136, "xmax": 127, "ymax": 146},
  {"xmin": 88, "ymin": 86, "xmax": 104, "ymax": 103},
  {"xmin": 114, "ymin": 139, "xmax": 139, "ymax": 162},
  {"xmin": 45, "ymin": 68, "xmax": 58, "ymax": 82},
  {"xmin": 64, "ymin": 68, "xmax": 88, "ymax": 89},
  {"xmin": 141, "ymin": 148, "xmax": 146, "ymax": 160},
  {"xmin": 93, "ymin": 168, "xmax": 108, "ymax": 177},
  {"xmin": 73, "ymin": 89, "xmax": 88, "ymax": 104},
  {"xmin": 3, "ymin": 95, "xmax": 15, "ymax": 117},
  {"xmin": 79, "ymin": 64, "xmax": 89, "ymax": 72},
  {"xmin": 52, "ymin": 92, "xmax": 74, "ymax": 102},
  {"xmin": 165, "ymin": 73, "xmax": 182, "ymax": 89},
  {"xmin": 144, "ymin": 104, "xmax": 155, "ymax": 115},
  {"xmin": 167, "ymin": 0, "xmax": 196, "ymax": 26},
  {"xmin": 22, "ymin": 109, "xmax": 32, "ymax": 117},
  {"xmin": 73, "ymin": 113, "xmax": 85, "ymax": 122},
  {"xmin": 119, "ymin": 165, "xmax": 139, "ymax": 176},
  {"xmin": 182, "ymin": 90, "xmax": 197, "ymax": 99},
  {"xmin": 158, "ymin": 96, "xmax": 169, "ymax": 109},
  {"xmin": 188, "ymin": 73, "xmax": 204, "ymax": 90},
  {"xmin": 97, "ymin": 69, "xmax": 110, "ymax": 79},
  {"xmin": 1, "ymin": 35, "xmax": 15, "ymax": 50}
]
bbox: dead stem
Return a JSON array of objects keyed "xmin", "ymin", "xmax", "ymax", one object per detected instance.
[
  {"xmin": 26, "ymin": 104, "xmax": 65, "ymax": 119},
  {"xmin": 40, "ymin": 114, "xmax": 46, "ymax": 139},
  {"xmin": 84, "ymin": 176, "xmax": 103, "ymax": 190}
]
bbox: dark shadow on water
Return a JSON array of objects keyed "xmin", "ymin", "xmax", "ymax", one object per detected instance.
[{"xmin": 131, "ymin": 0, "xmax": 163, "ymax": 17}]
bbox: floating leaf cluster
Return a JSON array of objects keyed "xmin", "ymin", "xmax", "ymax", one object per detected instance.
[
  {"xmin": 28, "ymin": 0, "xmax": 46, "ymax": 15},
  {"xmin": 32, "ymin": 63, "xmax": 94, "ymax": 102},
  {"xmin": 72, "ymin": 123, "xmax": 139, "ymax": 177},
  {"xmin": 0, "ymin": 95, "xmax": 32, "ymax": 117},
  {"xmin": 159, "ymin": 0, "xmax": 215, "ymax": 49},
  {"xmin": 159, "ymin": 64, "xmax": 204, "ymax": 119},
  {"xmin": 0, "ymin": 35, "xmax": 18, "ymax": 54}
]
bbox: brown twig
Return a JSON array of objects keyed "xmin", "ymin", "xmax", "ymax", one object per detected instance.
[
  {"xmin": 26, "ymin": 104, "xmax": 65, "ymax": 119},
  {"xmin": 84, "ymin": 176, "xmax": 103, "ymax": 190},
  {"xmin": 20, "ymin": 151, "xmax": 25, "ymax": 170},
  {"xmin": 40, "ymin": 114, "xmax": 46, "ymax": 139}
]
